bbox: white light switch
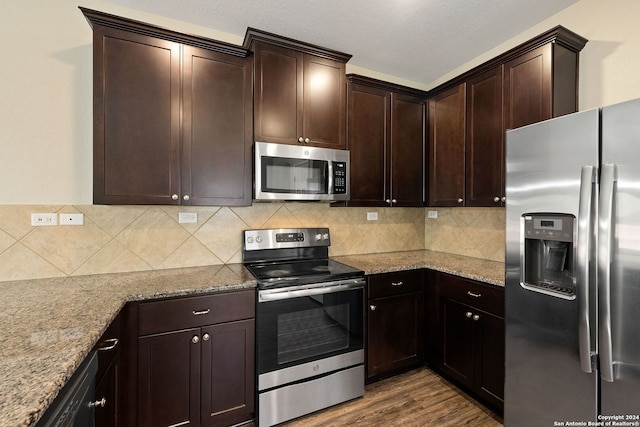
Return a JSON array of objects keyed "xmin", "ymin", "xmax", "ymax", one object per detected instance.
[
  {"xmin": 367, "ymin": 212, "xmax": 378, "ymax": 221},
  {"xmin": 428, "ymin": 210, "xmax": 438, "ymax": 219},
  {"xmin": 59, "ymin": 213, "xmax": 84, "ymax": 225}
]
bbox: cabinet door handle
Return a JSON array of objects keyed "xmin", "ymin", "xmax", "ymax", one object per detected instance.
[
  {"xmin": 171, "ymin": 194, "xmax": 179, "ymax": 201},
  {"xmin": 385, "ymin": 199, "xmax": 391, "ymax": 204},
  {"xmin": 304, "ymin": 137, "xmax": 310, "ymax": 144},
  {"xmin": 202, "ymin": 333, "xmax": 210, "ymax": 341},
  {"xmin": 183, "ymin": 194, "xmax": 190, "ymax": 201},
  {"xmin": 457, "ymin": 198, "xmax": 464, "ymax": 204},
  {"xmin": 467, "ymin": 291, "xmax": 481, "ymax": 298},
  {"xmin": 298, "ymin": 137, "xmax": 305, "ymax": 143},
  {"xmin": 370, "ymin": 305, "xmax": 377, "ymax": 311},
  {"xmin": 96, "ymin": 338, "xmax": 118, "ymax": 351},
  {"xmin": 192, "ymin": 309, "xmax": 210, "ymax": 316},
  {"xmin": 89, "ymin": 397, "xmax": 107, "ymax": 408},
  {"xmin": 493, "ymin": 196, "xmax": 500, "ymax": 203},
  {"xmin": 192, "ymin": 335, "xmax": 200, "ymax": 344},
  {"xmin": 391, "ymin": 281, "xmax": 403, "ymax": 287},
  {"xmin": 473, "ymin": 314, "xmax": 480, "ymax": 321},
  {"xmin": 466, "ymin": 311, "xmax": 473, "ymax": 318},
  {"xmin": 501, "ymin": 196, "xmax": 506, "ymax": 202}
]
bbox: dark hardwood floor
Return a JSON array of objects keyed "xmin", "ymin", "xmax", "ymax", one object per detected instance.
[{"xmin": 282, "ymin": 367, "xmax": 503, "ymax": 426}]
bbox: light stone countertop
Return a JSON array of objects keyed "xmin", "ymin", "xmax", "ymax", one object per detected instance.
[
  {"xmin": 0, "ymin": 264, "xmax": 256, "ymax": 427},
  {"xmin": 334, "ymin": 250, "xmax": 505, "ymax": 286},
  {"xmin": 0, "ymin": 250, "xmax": 503, "ymax": 426}
]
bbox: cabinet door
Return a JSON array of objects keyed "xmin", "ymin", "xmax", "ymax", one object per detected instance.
[
  {"xmin": 503, "ymin": 43, "xmax": 552, "ymax": 131},
  {"xmin": 303, "ymin": 55, "xmax": 346, "ymax": 148},
  {"xmin": 465, "ymin": 67, "xmax": 505, "ymax": 207},
  {"xmin": 439, "ymin": 297, "xmax": 475, "ymax": 389},
  {"xmin": 93, "ymin": 26, "xmax": 181, "ymax": 205},
  {"xmin": 253, "ymin": 41, "xmax": 303, "ymax": 145},
  {"xmin": 201, "ymin": 320, "xmax": 255, "ymax": 427},
  {"xmin": 391, "ymin": 93, "xmax": 425, "ymax": 206},
  {"xmin": 346, "ymin": 83, "xmax": 390, "ymax": 206},
  {"xmin": 138, "ymin": 329, "xmax": 201, "ymax": 427},
  {"xmin": 182, "ymin": 46, "xmax": 252, "ymax": 206},
  {"xmin": 367, "ymin": 293, "xmax": 424, "ymax": 379},
  {"xmin": 475, "ymin": 310, "xmax": 505, "ymax": 409},
  {"xmin": 428, "ymin": 84, "xmax": 466, "ymax": 206},
  {"xmin": 95, "ymin": 352, "xmax": 120, "ymax": 427}
]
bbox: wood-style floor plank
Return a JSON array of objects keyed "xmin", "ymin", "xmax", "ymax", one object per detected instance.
[{"xmin": 282, "ymin": 367, "xmax": 503, "ymax": 426}]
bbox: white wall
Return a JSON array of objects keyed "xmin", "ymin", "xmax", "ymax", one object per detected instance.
[{"xmin": 2, "ymin": 0, "xmax": 639, "ymax": 204}]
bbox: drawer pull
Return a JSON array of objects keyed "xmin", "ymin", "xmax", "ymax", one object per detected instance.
[
  {"xmin": 192, "ymin": 309, "xmax": 210, "ymax": 316},
  {"xmin": 192, "ymin": 335, "xmax": 200, "ymax": 344},
  {"xmin": 466, "ymin": 311, "xmax": 473, "ymax": 318},
  {"xmin": 203, "ymin": 333, "xmax": 210, "ymax": 341},
  {"xmin": 391, "ymin": 281, "xmax": 403, "ymax": 287},
  {"xmin": 96, "ymin": 338, "xmax": 118, "ymax": 351},
  {"xmin": 473, "ymin": 314, "xmax": 481, "ymax": 321},
  {"xmin": 370, "ymin": 305, "xmax": 377, "ymax": 311},
  {"xmin": 467, "ymin": 291, "xmax": 482, "ymax": 298}
]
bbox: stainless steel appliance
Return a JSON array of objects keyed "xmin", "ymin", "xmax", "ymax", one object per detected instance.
[
  {"xmin": 254, "ymin": 141, "xmax": 350, "ymax": 201},
  {"xmin": 243, "ymin": 227, "xmax": 365, "ymax": 426},
  {"xmin": 37, "ymin": 352, "xmax": 98, "ymax": 426},
  {"xmin": 505, "ymin": 98, "xmax": 640, "ymax": 425}
]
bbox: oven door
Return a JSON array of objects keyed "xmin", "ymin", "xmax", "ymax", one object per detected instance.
[{"xmin": 257, "ymin": 280, "xmax": 364, "ymax": 380}]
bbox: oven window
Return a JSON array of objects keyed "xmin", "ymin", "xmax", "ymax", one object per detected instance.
[
  {"xmin": 257, "ymin": 287, "xmax": 363, "ymax": 374},
  {"xmin": 262, "ymin": 156, "xmax": 328, "ymax": 194},
  {"xmin": 277, "ymin": 299, "xmax": 350, "ymax": 364}
]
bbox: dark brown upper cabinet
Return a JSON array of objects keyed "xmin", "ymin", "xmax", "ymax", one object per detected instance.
[
  {"xmin": 428, "ymin": 83, "xmax": 466, "ymax": 207},
  {"xmin": 346, "ymin": 75, "xmax": 426, "ymax": 207},
  {"xmin": 244, "ymin": 28, "xmax": 351, "ymax": 149},
  {"xmin": 427, "ymin": 26, "xmax": 587, "ymax": 207},
  {"xmin": 82, "ymin": 8, "xmax": 253, "ymax": 206}
]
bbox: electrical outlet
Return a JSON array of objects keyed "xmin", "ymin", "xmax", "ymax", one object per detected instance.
[
  {"xmin": 179, "ymin": 212, "xmax": 198, "ymax": 224},
  {"xmin": 59, "ymin": 213, "xmax": 84, "ymax": 225},
  {"xmin": 427, "ymin": 210, "xmax": 438, "ymax": 219},
  {"xmin": 31, "ymin": 213, "xmax": 58, "ymax": 226},
  {"xmin": 367, "ymin": 212, "xmax": 378, "ymax": 221}
]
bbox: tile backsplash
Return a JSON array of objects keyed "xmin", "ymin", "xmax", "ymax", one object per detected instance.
[{"xmin": 0, "ymin": 204, "xmax": 504, "ymax": 283}]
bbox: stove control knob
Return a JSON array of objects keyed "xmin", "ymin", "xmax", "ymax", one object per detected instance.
[
  {"xmin": 256, "ymin": 236, "xmax": 263, "ymax": 243},
  {"xmin": 322, "ymin": 233, "xmax": 329, "ymax": 240},
  {"xmin": 246, "ymin": 236, "xmax": 254, "ymax": 244},
  {"xmin": 315, "ymin": 233, "xmax": 322, "ymax": 241}
]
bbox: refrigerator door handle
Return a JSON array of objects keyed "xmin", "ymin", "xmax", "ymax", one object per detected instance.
[
  {"xmin": 599, "ymin": 163, "xmax": 617, "ymax": 382},
  {"xmin": 577, "ymin": 165, "xmax": 596, "ymax": 374}
]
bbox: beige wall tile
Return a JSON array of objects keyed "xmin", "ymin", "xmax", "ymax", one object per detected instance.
[
  {"xmin": 0, "ymin": 204, "xmax": 505, "ymax": 283},
  {"xmin": 0, "ymin": 243, "xmax": 65, "ymax": 281}
]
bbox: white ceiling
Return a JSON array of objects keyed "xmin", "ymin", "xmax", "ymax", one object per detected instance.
[{"xmin": 105, "ymin": 0, "xmax": 579, "ymax": 87}]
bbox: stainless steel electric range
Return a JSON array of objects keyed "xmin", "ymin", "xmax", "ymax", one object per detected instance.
[{"xmin": 243, "ymin": 227, "xmax": 365, "ymax": 427}]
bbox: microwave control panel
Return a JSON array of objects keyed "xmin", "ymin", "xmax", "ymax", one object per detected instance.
[{"xmin": 332, "ymin": 162, "xmax": 347, "ymax": 194}]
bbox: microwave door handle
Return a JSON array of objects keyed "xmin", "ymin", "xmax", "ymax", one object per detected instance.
[
  {"xmin": 577, "ymin": 165, "xmax": 596, "ymax": 373},
  {"xmin": 327, "ymin": 161, "xmax": 334, "ymax": 194},
  {"xmin": 599, "ymin": 163, "xmax": 617, "ymax": 382}
]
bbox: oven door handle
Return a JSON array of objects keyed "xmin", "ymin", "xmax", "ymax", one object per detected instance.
[{"xmin": 259, "ymin": 281, "xmax": 364, "ymax": 302}]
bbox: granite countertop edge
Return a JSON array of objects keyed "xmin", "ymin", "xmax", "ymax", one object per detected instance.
[{"xmin": 0, "ymin": 250, "xmax": 503, "ymax": 426}]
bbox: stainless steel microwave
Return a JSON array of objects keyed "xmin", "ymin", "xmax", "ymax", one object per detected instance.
[{"xmin": 254, "ymin": 142, "xmax": 350, "ymax": 201}]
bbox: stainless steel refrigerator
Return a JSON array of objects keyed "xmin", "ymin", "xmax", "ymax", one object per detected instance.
[{"xmin": 505, "ymin": 98, "xmax": 640, "ymax": 425}]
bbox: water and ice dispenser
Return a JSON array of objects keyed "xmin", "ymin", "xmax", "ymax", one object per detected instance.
[{"xmin": 522, "ymin": 213, "xmax": 576, "ymax": 299}]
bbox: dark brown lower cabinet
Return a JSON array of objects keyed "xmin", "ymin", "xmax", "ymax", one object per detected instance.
[
  {"xmin": 136, "ymin": 291, "xmax": 255, "ymax": 427},
  {"xmin": 366, "ymin": 270, "xmax": 425, "ymax": 381},
  {"xmin": 437, "ymin": 273, "xmax": 504, "ymax": 411},
  {"xmin": 94, "ymin": 311, "xmax": 122, "ymax": 427}
]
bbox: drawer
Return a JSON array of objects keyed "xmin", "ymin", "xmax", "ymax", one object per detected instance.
[
  {"xmin": 438, "ymin": 273, "xmax": 504, "ymax": 316},
  {"xmin": 138, "ymin": 290, "xmax": 255, "ymax": 336},
  {"xmin": 368, "ymin": 270, "xmax": 423, "ymax": 299}
]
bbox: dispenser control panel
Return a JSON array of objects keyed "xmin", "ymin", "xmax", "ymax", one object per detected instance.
[{"xmin": 524, "ymin": 215, "xmax": 574, "ymax": 242}]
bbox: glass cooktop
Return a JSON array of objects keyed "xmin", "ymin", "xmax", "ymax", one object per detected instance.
[{"xmin": 245, "ymin": 258, "xmax": 364, "ymax": 289}]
